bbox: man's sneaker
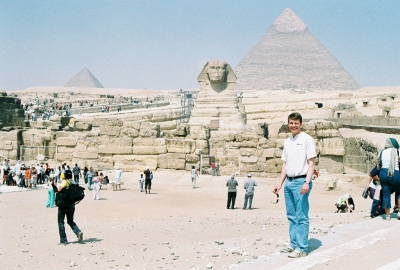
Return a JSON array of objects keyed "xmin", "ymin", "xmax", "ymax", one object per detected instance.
[
  {"xmin": 288, "ymin": 249, "xmax": 307, "ymax": 258},
  {"xmin": 77, "ymin": 232, "xmax": 83, "ymax": 243},
  {"xmin": 386, "ymin": 214, "xmax": 391, "ymax": 221},
  {"xmin": 279, "ymin": 246, "xmax": 295, "ymax": 253}
]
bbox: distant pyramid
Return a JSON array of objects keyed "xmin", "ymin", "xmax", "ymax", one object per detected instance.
[
  {"xmin": 235, "ymin": 8, "xmax": 360, "ymax": 91},
  {"xmin": 65, "ymin": 68, "xmax": 104, "ymax": 88}
]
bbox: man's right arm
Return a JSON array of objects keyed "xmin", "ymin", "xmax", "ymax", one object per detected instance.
[{"xmin": 273, "ymin": 162, "xmax": 287, "ymax": 194}]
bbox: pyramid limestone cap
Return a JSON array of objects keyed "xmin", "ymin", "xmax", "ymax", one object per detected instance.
[{"xmin": 272, "ymin": 8, "xmax": 308, "ymax": 33}]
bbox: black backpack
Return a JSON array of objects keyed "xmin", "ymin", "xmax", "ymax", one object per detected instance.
[{"xmin": 56, "ymin": 180, "xmax": 85, "ymax": 208}]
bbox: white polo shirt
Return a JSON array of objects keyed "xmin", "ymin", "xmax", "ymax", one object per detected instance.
[{"xmin": 282, "ymin": 131, "xmax": 317, "ymax": 177}]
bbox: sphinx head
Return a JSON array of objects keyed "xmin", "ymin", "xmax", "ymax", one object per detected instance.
[{"xmin": 206, "ymin": 60, "xmax": 228, "ymax": 83}]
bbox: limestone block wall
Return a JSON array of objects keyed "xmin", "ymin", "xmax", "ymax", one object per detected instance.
[{"xmin": 0, "ymin": 92, "xmax": 26, "ymax": 128}]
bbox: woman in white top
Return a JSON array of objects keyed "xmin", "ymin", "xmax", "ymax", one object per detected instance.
[
  {"xmin": 92, "ymin": 171, "xmax": 101, "ymax": 200},
  {"xmin": 378, "ymin": 138, "xmax": 400, "ymax": 220}
]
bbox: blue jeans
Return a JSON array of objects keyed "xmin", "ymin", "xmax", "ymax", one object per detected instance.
[
  {"xmin": 243, "ymin": 194, "xmax": 254, "ymax": 209},
  {"xmin": 87, "ymin": 177, "xmax": 93, "ymax": 190},
  {"xmin": 379, "ymin": 168, "xmax": 400, "ymax": 209},
  {"xmin": 284, "ymin": 177, "xmax": 312, "ymax": 253},
  {"xmin": 58, "ymin": 206, "xmax": 81, "ymax": 243},
  {"xmin": 46, "ymin": 188, "xmax": 55, "ymax": 207}
]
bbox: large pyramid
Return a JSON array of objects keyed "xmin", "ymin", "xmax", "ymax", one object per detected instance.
[
  {"xmin": 235, "ymin": 8, "xmax": 360, "ymax": 91},
  {"xmin": 64, "ymin": 67, "xmax": 104, "ymax": 88}
]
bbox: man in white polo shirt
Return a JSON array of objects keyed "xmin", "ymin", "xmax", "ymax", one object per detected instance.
[{"xmin": 273, "ymin": 112, "xmax": 316, "ymax": 258}]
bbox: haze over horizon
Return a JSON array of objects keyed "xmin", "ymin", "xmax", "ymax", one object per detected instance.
[{"xmin": 1, "ymin": 1, "xmax": 399, "ymax": 91}]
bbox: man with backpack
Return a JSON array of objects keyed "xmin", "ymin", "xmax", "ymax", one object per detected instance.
[
  {"xmin": 72, "ymin": 164, "xmax": 81, "ymax": 184},
  {"xmin": 57, "ymin": 169, "xmax": 83, "ymax": 245}
]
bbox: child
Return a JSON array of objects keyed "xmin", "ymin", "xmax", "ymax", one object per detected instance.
[
  {"xmin": 139, "ymin": 174, "xmax": 144, "ymax": 192},
  {"xmin": 46, "ymin": 178, "xmax": 56, "ymax": 208}
]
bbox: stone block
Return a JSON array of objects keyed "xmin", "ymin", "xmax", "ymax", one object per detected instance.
[
  {"xmin": 75, "ymin": 121, "xmax": 92, "ymax": 131},
  {"xmin": 57, "ymin": 146, "xmax": 75, "ymax": 153},
  {"xmin": 99, "ymin": 125, "xmax": 120, "ymax": 136},
  {"xmin": 159, "ymin": 121, "xmax": 177, "ymax": 131},
  {"xmin": 241, "ymin": 155, "xmax": 258, "ymax": 163},
  {"xmin": 132, "ymin": 145, "xmax": 167, "ymax": 155},
  {"xmin": 121, "ymin": 128, "xmax": 139, "ymax": 138},
  {"xmin": 185, "ymin": 154, "xmax": 200, "ymax": 163},
  {"xmin": 98, "ymin": 145, "xmax": 132, "ymax": 155},
  {"xmin": 188, "ymin": 125, "xmax": 210, "ymax": 140},
  {"xmin": 195, "ymin": 140, "xmax": 209, "ymax": 154},
  {"xmin": 167, "ymin": 139, "xmax": 196, "ymax": 154},
  {"xmin": 240, "ymin": 148, "xmax": 258, "ymax": 156},
  {"xmin": 139, "ymin": 129, "xmax": 158, "ymax": 138},
  {"xmin": 262, "ymin": 149, "xmax": 275, "ymax": 158},
  {"xmin": 185, "ymin": 163, "xmax": 199, "ymax": 171},
  {"xmin": 317, "ymin": 138, "xmax": 345, "ymax": 156},
  {"xmin": 87, "ymin": 159, "xmax": 114, "ymax": 171},
  {"xmin": 258, "ymin": 137, "xmax": 276, "ymax": 148},
  {"xmin": 275, "ymin": 139, "xmax": 285, "ymax": 149},
  {"xmin": 74, "ymin": 152, "xmax": 99, "ymax": 159},
  {"xmin": 113, "ymin": 155, "xmax": 158, "ymax": 171},
  {"xmin": 241, "ymin": 163, "xmax": 265, "ymax": 172},
  {"xmin": 158, "ymin": 153, "xmax": 186, "ymax": 170},
  {"xmin": 274, "ymin": 148, "xmax": 283, "ymax": 158},
  {"xmin": 265, "ymin": 158, "xmax": 283, "ymax": 173},
  {"xmin": 316, "ymin": 129, "xmax": 340, "ymax": 138},
  {"xmin": 124, "ymin": 121, "xmax": 140, "ymax": 130},
  {"xmin": 98, "ymin": 136, "xmax": 133, "ymax": 147},
  {"xmin": 57, "ymin": 137, "xmax": 78, "ymax": 146}
]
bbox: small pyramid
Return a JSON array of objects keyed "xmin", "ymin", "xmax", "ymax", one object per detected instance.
[
  {"xmin": 235, "ymin": 8, "xmax": 360, "ymax": 91},
  {"xmin": 64, "ymin": 68, "xmax": 104, "ymax": 88}
]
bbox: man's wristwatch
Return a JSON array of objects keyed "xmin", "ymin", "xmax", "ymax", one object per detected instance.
[{"xmin": 304, "ymin": 180, "xmax": 310, "ymax": 184}]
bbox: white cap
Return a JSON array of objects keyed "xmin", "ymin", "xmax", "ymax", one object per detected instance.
[{"xmin": 247, "ymin": 173, "xmax": 252, "ymax": 177}]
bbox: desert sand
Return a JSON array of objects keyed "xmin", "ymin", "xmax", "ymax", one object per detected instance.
[{"xmin": 0, "ymin": 169, "xmax": 380, "ymax": 269}]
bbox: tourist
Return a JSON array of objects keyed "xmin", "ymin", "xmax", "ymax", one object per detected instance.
[
  {"xmin": 144, "ymin": 166, "xmax": 152, "ymax": 194},
  {"xmin": 98, "ymin": 172, "xmax": 104, "ymax": 189},
  {"xmin": 46, "ymin": 178, "xmax": 56, "ymax": 208},
  {"xmin": 92, "ymin": 171, "xmax": 101, "ymax": 200},
  {"xmin": 191, "ymin": 165, "xmax": 199, "ymax": 188},
  {"xmin": 57, "ymin": 169, "xmax": 83, "ymax": 245},
  {"xmin": 54, "ymin": 166, "xmax": 60, "ymax": 183},
  {"xmin": 83, "ymin": 166, "xmax": 89, "ymax": 184},
  {"xmin": 273, "ymin": 112, "xmax": 316, "ymax": 258},
  {"xmin": 139, "ymin": 173, "xmax": 144, "ymax": 192},
  {"xmin": 226, "ymin": 173, "xmax": 238, "ymax": 209},
  {"xmin": 25, "ymin": 166, "xmax": 32, "ymax": 188},
  {"xmin": 243, "ymin": 173, "xmax": 257, "ymax": 210},
  {"xmin": 211, "ymin": 162, "xmax": 216, "ymax": 176},
  {"xmin": 36, "ymin": 163, "xmax": 43, "ymax": 184},
  {"xmin": 31, "ymin": 165, "xmax": 38, "ymax": 188},
  {"xmin": 13, "ymin": 160, "xmax": 23, "ymax": 187},
  {"xmin": 6, "ymin": 171, "xmax": 16, "ymax": 186},
  {"xmin": 87, "ymin": 167, "xmax": 94, "ymax": 190},
  {"xmin": 72, "ymin": 164, "xmax": 81, "ymax": 183},
  {"xmin": 115, "ymin": 167, "xmax": 123, "ymax": 191},
  {"xmin": 377, "ymin": 138, "xmax": 400, "ymax": 220},
  {"xmin": 215, "ymin": 162, "xmax": 220, "ymax": 176},
  {"xmin": 20, "ymin": 165, "xmax": 26, "ymax": 188},
  {"xmin": 335, "ymin": 194, "xmax": 355, "ymax": 213}
]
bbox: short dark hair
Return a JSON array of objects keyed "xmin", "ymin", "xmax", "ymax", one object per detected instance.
[
  {"xmin": 64, "ymin": 169, "xmax": 73, "ymax": 179},
  {"xmin": 288, "ymin": 112, "xmax": 302, "ymax": 123},
  {"xmin": 192, "ymin": 165, "xmax": 195, "ymax": 169}
]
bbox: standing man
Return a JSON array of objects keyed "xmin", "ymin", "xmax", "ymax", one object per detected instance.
[
  {"xmin": 273, "ymin": 112, "xmax": 316, "ymax": 258},
  {"xmin": 14, "ymin": 160, "xmax": 23, "ymax": 187},
  {"xmin": 226, "ymin": 173, "xmax": 238, "ymax": 209},
  {"xmin": 72, "ymin": 164, "xmax": 81, "ymax": 184},
  {"xmin": 243, "ymin": 173, "xmax": 257, "ymax": 210},
  {"xmin": 57, "ymin": 169, "xmax": 83, "ymax": 245},
  {"xmin": 143, "ymin": 166, "xmax": 152, "ymax": 194},
  {"xmin": 211, "ymin": 162, "xmax": 216, "ymax": 176}
]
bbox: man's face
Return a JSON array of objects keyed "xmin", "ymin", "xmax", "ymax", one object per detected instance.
[
  {"xmin": 288, "ymin": 118, "xmax": 302, "ymax": 136},
  {"xmin": 206, "ymin": 62, "xmax": 227, "ymax": 82}
]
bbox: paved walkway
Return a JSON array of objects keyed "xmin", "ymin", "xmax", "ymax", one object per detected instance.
[{"xmin": 235, "ymin": 216, "xmax": 400, "ymax": 269}]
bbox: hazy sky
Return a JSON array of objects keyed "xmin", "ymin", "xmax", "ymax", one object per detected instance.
[{"xmin": 1, "ymin": 0, "xmax": 399, "ymax": 90}]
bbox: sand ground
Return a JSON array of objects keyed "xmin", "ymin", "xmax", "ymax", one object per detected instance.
[{"xmin": 0, "ymin": 170, "xmax": 379, "ymax": 269}]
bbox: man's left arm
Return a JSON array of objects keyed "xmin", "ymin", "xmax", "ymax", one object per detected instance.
[{"xmin": 300, "ymin": 157, "xmax": 315, "ymax": 194}]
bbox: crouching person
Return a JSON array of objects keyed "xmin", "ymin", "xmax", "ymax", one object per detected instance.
[{"xmin": 57, "ymin": 169, "xmax": 83, "ymax": 245}]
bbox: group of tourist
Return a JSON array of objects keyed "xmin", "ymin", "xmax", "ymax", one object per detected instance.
[{"xmin": 225, "ymin": 173, "xmax": 258, "ymax": 210}]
